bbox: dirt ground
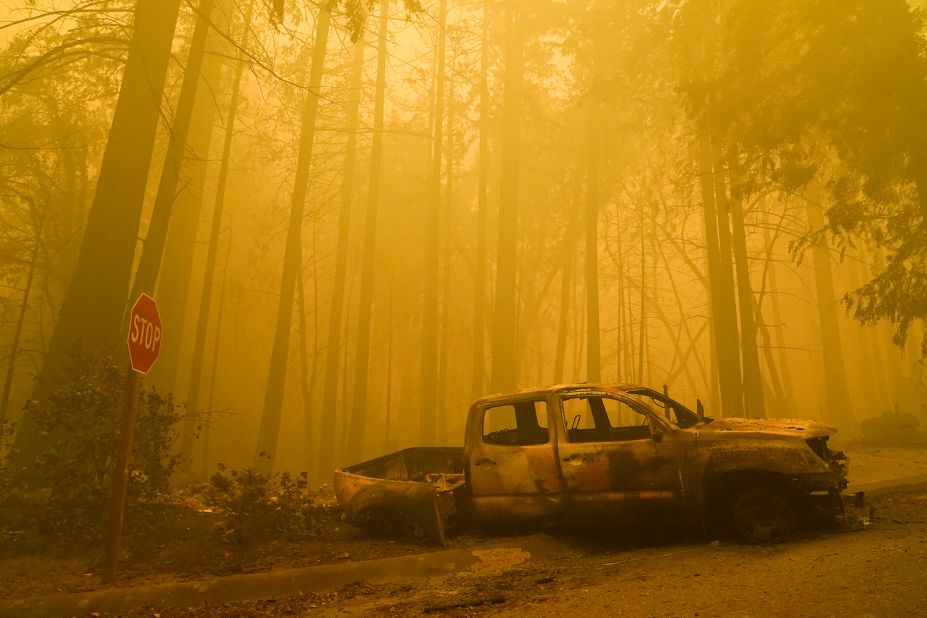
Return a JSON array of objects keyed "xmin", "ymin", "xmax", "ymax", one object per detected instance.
[
  {"xmin": 369, "ymin": 488, "xmax": 927, "ymax": 617},
  {"xmin": 1, "ymin": 443, "xmax": 926, "ymax": 614},
  {"xmin": 0, "ymin": 492, "xmax": 436, "ymax": 600},
  {"xmin": 72, "ymin": 487, "xmax": 927, "ymax": 617}
]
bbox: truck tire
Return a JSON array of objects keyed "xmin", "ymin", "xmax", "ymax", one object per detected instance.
[{"xmin": 730, "ymin": 484, "xmax": 798, "ymax": 544}]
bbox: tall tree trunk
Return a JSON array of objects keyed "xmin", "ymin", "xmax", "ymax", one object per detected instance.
[
  {"xmin": 573, "ymin": 273, "xmax": 587, "ymax": 378},
  {"xmin": 622, "ymin": 212, "xmax": 636, "ymax": 381},
  {"xmin": 181, "ymin": 1, "xmax": 250, "ymax": 466},
  {"xmin": 199, "ymin": 230, "xmax": 232, "ymax": 477},
  {"xmin": 470, "ymin": 0, "xmax": 490, "ymax": 400},
  {"xmin": 420, "ymin": 0, "xmax": 447, "ymax": 446},
  {"xmin": 693, "ymin": 0, "xmax": 743, "ymax": 418},
  {"xmin": 869, "ymin": 246, "xmax": 907, "ymax": 400},
  {"xmin": 710, "ymin": 144, "xmax": 745, "ymax": 415},
  {"xmin": 637, "ymin": 205, "xmax": 647, "ymax": 383},
  {"xmin": 128, "ymin": 0, "xmax": 216, "ymax": 316},
  {"xmin": 1, "ymin": 207, "xmax": 45, "ymax": 429},
  {"xmin": 317, "ymin": 36, "xmax": 365, "ymax": 476},
  {"xmin": 584, "ymin": 0, "xmax": 605, "ymax": 383},
  {"xmin": 489, "ymin": 0, "xmax": 523, "ymax": 393},
  {"xmin": 33, "ymin": 0, "xmax": 182, "ymax": 391},
  {"xmin": 848, "ymin": 253, "xmax": 891, "ymax": 412},
  {"xmin": 343, "ymin": 0, "xmax": 389, "ymax": 464},
  {"xmin": 296, "ymin": 251, "xmax": 318, "ymax": 475},
  {"xmin": 726, "ymin": 146, "xmax": 765, "ymax": 418},
  {"xmin": 806, "ymin": 186, "xmax": 857, "ymax": 435},
  {"xmin": 437, "ymin": 69, "xmax": 455, "ymax": 445},
  {"xmin": 614, "ymin": 205, "xmax": 626, "ymax": 381},
  {"xmin": 584, "ymin": 106, "xmax": 602, "ymax": 382},
  {"xmin": 383, "ymin": 291, "xmax": 394, "ymax": 450},
  {"xmin": 149, "ymin": 0, "xmax": 237, "ymax": 395},
  {"xmin": 17, "ymin": 0, "xmax": 182, "ymax": 459},
  {"xmin": 553, "ymin": 214, "xmax": 579, "ymax": 384},
  {"xmin": 760, "ymin": 211, "xmax": 797, "ymax": 414},
  {"xmin": 697, "ymin": 134, "xmax": 744, "ymax": 417},
  {"xmin": 252, "ymin": 2, "xmax": 332, "ymax": 473},
  {"xmin": 338, "ymin": 279, "xmax": 354, "ymax": 460}
]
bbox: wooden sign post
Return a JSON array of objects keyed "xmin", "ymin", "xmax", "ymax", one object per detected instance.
[{"xmin": 102, "ymin": 293, "xmax": 162, "ymax": 583}]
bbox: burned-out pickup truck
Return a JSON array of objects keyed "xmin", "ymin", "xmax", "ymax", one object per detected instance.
[{"xmin": 334, "ymin": 384, "xmax": 849, "ymax": 544}]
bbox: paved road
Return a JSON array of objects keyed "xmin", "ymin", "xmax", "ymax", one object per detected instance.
[
  {"xmin": 3, "ymin": 479, "xmax": 926, "ymax": 617},
  {"xmin": 324, "ymin": 485, "xmax": 927, "ymax": 617}
]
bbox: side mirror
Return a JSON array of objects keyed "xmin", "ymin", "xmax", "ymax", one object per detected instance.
[{"xmin": 652, "ymin": 428, "xmax": 664, "ymax": 442}]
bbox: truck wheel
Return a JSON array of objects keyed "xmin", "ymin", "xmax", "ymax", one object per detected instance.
[{"xmin": 730, "ymin": 484, "xmax": 798, "ymax": 544}]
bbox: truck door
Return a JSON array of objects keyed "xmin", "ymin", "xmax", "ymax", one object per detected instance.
[
  {"xmin": 467, "ymin": 398, "xmax": 564, "ymax": 522},
  {"xmin": 556, "ymin": 393, "xmax": 683, "ymax": 521}
]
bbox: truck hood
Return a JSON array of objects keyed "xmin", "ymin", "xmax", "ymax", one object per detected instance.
[{"xmin": 700, "ymin": 417, "xmax": 837, "ymax": 439}]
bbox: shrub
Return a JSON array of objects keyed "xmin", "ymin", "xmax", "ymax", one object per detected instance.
[
  {"xmin": 0, "ymin": 351, "xmax": 182, "ymax": 541},
  {"xmin": 204, "ymin": 465, "xmax": 318, "ymax": 544}
]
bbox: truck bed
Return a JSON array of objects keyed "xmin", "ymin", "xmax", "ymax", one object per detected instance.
[{"xmin": 333, "ymin": 447, "xmax": 467, "ymax": 544}]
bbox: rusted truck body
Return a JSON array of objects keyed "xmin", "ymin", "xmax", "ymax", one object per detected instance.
[
  {"xmin": 333, "ymin": 447, "xmax": 467, "ymax": 544},
  {"xmin": 334, "ymin": 384, "xmax": 849, "ymax": 544}
]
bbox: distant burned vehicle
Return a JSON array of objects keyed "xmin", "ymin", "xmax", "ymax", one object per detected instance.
[
  {"xmin": 333, "ymin": 384, "xmax": 849, "ymax": 545},
  {"xmin": 860, "ymin": 410, "xmax": 927, "ymax": 445}
]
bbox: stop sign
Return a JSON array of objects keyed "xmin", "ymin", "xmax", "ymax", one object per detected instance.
[{"xmin": 127, "ymin": 293, "xmax": 162, "ymax": 373}]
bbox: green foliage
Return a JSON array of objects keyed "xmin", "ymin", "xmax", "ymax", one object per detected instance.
[
  {"xmin": 0, "ymin": 2, "xmax": 129, "ymax": 391},
  {"xmin": 0, "ymin": 0, "xmax": 132, "ymax": 99},
  {"xmin": 336, "ymin": 0, "xmax": 424, "ymax": 42},
  {"xmin": 0, "ymin": 352, "xmax": 182, "ymax": 541},
  {"xmin": 203, "ymin": 464, "xmax": 319, "ymax": 544},
  {"xmin": 844, "ymin": 238, "xmax": 927, "ymax": 359},
  {"xmin": 678, "ymin": 0, "xmax": 927, "ymax": 359}
]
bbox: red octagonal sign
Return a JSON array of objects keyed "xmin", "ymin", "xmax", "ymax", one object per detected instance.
[{"xmin": 127, "ymin": 293, "xmax": 162, "ymax": 374}]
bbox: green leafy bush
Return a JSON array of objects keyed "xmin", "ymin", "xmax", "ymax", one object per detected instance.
[
  {"xmin": 0, "ymin": 352, "xmax": 182, "ymax": 541},
  {"xmin": 204, "ymin": 465, "xmax": 318, "ymax": 544}
]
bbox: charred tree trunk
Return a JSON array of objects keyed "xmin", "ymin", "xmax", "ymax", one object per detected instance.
[
  {"xmin": 420, "ymin": 0, "xmax": 447, "ymax": 446},
  {"xmin": 489, "ymin": 0, "xmax": 523, "ymax": 393},
  {"xmin": 470, "ymin": 0, "xmax": 490, "ymax": 400},
  {"xmin": 1, "ymin": 208, "xmax": 44, "ymax": 429},
  {"xmin": 383, "ymin": 292, "xmax": 394, "ymax": 450},
  {"xmin": 584, "ymin": 103, "xmax": 602, "ymax": 383},
  {"xmin": 128, "ymin": 0, "xmax": 217, "ymax": 320},
  {"xmin": 199, "ymin": 231, "xmax": 232, "ymax": 477},
  {"xmin": 318, "ymin": 36, "xmax": 365, "ymax": 476},
  {"xmin": 181, "ymin": 2, "xmax": 250, "ymax": 467},
  {"xmin": 343, "ymin": 0, "xmax": 389, "ymax": 465},
  {"xmin": 614, "ymin": 205, "xmax": 627, "ymax": 381},
  {"xmin": 637, "ymin": 205, "xmax": 647, "ymax": 383},
  {"xmin": 697, "ymin": 133, "xmax": 744, "ymax": 417},
  {"xmin": 437, "ymin": 69, "xmax": 455, "ymax": 445},
  {"xmin": 296, "ymin": 252, "xmax": 318, "ymax": 476},
  {"xmin": 806, "ymin": 186, "xmax": 857, "ymax": 435},
  {"xmin": 252, "ymin": 2, "xmax": 332, "ymax": 473},
  {"xmin": 584, "ymin": 0, "xmax": 605, "ymax": 383},
  {"xmin": 848, "ymin": 253, "xmax": 892, "ymax": 412},
  {"xmin": 554, "ymin": 210, "xmax": 581, "ymax": 383},
  {"xmin": 760, "ymin": 210, "xmax": 797, "ymax": 414},
  {"xmin": 17, "ymin": 0, "xmax": 183, "ymax": 459},
  {"xmin": 31, "ymin": 0, "xmax": 182, "ymax": 393},
  {"xmin": 726, "ymin": 146, "xmax": 765, "ymax": 418},
  {"xmin": 149, "ymin": 0, "xmax": 237, "ymax": 396}
]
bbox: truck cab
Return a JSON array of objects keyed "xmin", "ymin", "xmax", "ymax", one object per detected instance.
[{"xmin": 466, "ymin": 385, "xmax": 692, "ymax": 526}]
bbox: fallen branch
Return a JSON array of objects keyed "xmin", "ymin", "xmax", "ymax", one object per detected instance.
[
  {"xmin": 423, "ymin": 594, "xmax": 507, "ymax": 613},
  {"xmin": 601, "ymin": 548, "xmax": 697, "ymax": 568}
]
